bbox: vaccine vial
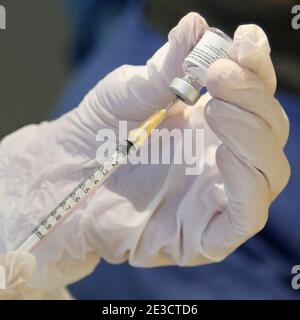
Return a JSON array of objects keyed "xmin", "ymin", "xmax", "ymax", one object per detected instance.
[{"xmin": 169, "ymin": 27, "xmax": 232, "ymax": 105}]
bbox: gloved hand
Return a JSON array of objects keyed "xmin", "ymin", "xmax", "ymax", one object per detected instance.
[
  {"xmin": 199, "ymin": 25, "xmax": 290, "ymax": 259},
  {"xmin": 0, "ymin": 12, "xmax": 290, "ymax": 295},
  {"xmin": 0, "ymin": 251, "xmax": 36, "ymax": 300}
]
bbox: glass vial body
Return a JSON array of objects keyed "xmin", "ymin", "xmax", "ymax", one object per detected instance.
[{"xmin": 169, "ymin": 27, "xmax": 232, "ymax": 105}]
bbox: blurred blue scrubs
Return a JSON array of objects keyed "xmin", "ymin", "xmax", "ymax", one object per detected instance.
[{"xmin": 54, "ymin": 0, "xmax": 300, "ymax": 299}]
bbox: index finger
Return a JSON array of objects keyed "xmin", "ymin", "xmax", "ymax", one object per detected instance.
[{"xmin": 230, "ymin": 24, "xmax": 277, "ymax": 94}]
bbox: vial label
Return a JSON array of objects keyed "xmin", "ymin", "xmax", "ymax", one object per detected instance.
[{"xmin": 185, "ymin": 30, "xmax": 232, "ymax": 83}]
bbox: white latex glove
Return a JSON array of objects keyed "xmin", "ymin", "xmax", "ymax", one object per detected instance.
[
  {"xmin": 0, "ymin": 12, "xmax": 290, "ymax": 295},
  {"xmin": 0, "ymin": 251, "xmax": 36, "ymax": 300},
  {"xmin": 200, "ymin": 25, "xmax": 290, "ymax": 259}
]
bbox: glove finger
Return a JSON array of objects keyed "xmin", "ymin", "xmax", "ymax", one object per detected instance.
[
  {"xmin": 93, "ymin": 12, "xmax": 208, "ymax": 121},
  {"xmin": 230, "ymin": 24, "xmax": 276, "ymax": 94},
  {"xmin": 205, "ymin": 98, "xmax": 290, "ymax": 199},
  {"xmin": 5, "ymin": 251, "xmax": 36, "ymax": 289},
  {"xmin": 201, "ymin": 144, "xmax": 270, "ymax": 260},
  {"xmin": 206, "ymin": 59, "xmax": 289, "ymax": 148},
  {"xmin": 0, "ymin": 251, "xmax": 36, "ymax": 299}
]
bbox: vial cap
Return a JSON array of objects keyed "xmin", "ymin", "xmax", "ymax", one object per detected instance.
[{"xmin": 169, "ymin": 78, "xmax": 201, "ymax": 105}]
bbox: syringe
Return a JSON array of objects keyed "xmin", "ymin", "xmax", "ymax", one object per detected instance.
[
  {"xmin": 16, "ymin": 26, "xmax": 233, "ymax": 253},
  {"xmin": 16, "ymin": 100, "xmax": 178, "ymax": 253}
]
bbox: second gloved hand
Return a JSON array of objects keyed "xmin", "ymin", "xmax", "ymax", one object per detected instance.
[{"xmin": 0, "ymin": 251, "xmax": 36, "ymax": 300}]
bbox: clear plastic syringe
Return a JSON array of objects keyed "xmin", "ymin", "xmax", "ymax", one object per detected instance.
[
  {"xmin": 16, "ymin": 101, "xmax": 177, "ymax": 253},
  {"xmin": 16, "ymin": 27, "xmax": 232, "ymax": 253}
]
